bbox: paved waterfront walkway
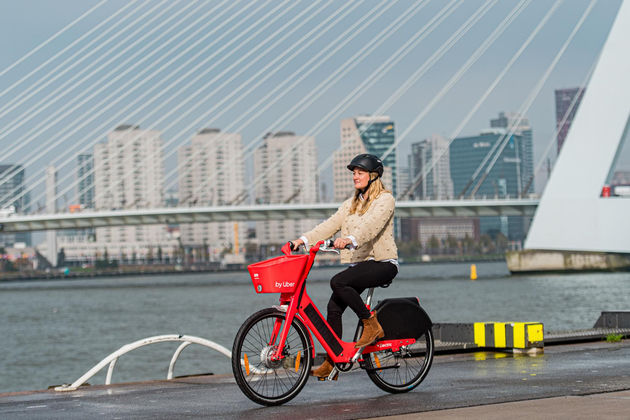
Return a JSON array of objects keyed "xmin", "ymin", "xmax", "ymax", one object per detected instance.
[{"xmin": 1, "ymin": 341, "xmax": 628, "ymax": 419}]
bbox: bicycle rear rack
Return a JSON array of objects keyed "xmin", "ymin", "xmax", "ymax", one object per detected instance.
[{"xmin": 54, "ymin": 334, "xmax": 231, "ymax": 391}]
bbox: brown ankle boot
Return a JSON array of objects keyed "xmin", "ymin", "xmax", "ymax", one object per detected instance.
[
  {"xmin": 311, "ymin": 356, "xmax": 337, "ymax": 380},
  {"xmin": 355, "ymin": 313, "xmax": 385, "ymax": 348}
]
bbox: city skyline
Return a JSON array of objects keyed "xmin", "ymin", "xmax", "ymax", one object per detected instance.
[{"xmin": 0, "ymin": 100, "xmax": 625, "ymax": 213}]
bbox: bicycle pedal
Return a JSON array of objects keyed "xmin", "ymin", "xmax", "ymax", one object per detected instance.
[{"xmin": 317, "ymin": 372, "xmax": 338, "ymax": 381}]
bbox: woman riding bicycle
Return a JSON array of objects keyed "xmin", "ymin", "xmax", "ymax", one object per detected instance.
[{"xmin": 290, "ymin": 153, "xmax": 398, "ymax": 380}]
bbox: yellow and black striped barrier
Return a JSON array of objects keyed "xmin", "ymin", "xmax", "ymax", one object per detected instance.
[
  {"xmin": 474, "ymin": 322, "xmax": 543, "ymax": 349},
  {"xmin": 432, "ymin": 322, "xmax": 544, "ymax": 351}
]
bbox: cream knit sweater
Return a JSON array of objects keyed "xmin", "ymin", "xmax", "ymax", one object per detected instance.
[{"xmin": 302, "ymin": 192, "xmax": 398, "ymax": 264}]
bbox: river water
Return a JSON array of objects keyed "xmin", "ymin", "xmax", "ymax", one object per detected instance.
[{"xmin": 1, "ymin": 261, "xmax": 629, "ymax": 394}]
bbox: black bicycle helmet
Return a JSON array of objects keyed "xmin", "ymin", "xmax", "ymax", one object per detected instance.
[{"xmin": 347, "ymin": 153, "xmax": 384, "ymax": 177}]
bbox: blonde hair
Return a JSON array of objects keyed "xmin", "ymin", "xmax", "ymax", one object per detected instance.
[{"xmin": 349, "ymin": 173, "xmax": 391, "ymax": 215}]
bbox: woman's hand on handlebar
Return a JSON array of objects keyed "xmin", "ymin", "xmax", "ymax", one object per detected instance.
[
  {"xmin": 289, "ymin": 238, "xmax": 304, "ymax": 251},
  {"xmin": 333, "ymin": 237, "xmax": 353, "ymax": 250}
]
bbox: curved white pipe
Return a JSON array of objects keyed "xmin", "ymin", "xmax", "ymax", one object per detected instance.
[{"xmin": 54, "ymin": 334, "xmax": 232, "ymax": 392}]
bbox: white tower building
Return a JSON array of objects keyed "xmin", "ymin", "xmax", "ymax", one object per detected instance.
[
  {"xmin": 89, "ymin": 125, "xmax": 176, "ymax": 259},
  {"xmin": 94, "ymin": 125, "xmax": 164, "ymax": 209},
  {"xmin": 254, "ymin": 132, "xmax": 318, "ymax": 244},
  {"xmin": 178, "ymin": 129, "xmax": 246, "ymax": 252}
]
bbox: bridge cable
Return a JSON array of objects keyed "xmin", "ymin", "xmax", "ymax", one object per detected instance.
[
  {"xmin": 399, "ymin": 0, "xmax": 563, "ymax": 200},
  {"xmin": 0, "ymin": 0, "xmax": 130, "ymax": 99},
  {"xmin": 86, "ymin": 2, "xmax": 385, "ymax": 208},
  {"xmin": 62, "ymin": 0, "xmax": 318, "ymax": 209},
  {"xmin": 317, "ymin": 0, "xmax": 522, "ymax": 196},
  {"xmin": 0, "ymin": 0, "xmax": 183, "ymax": 169},
  {"xmin": 0, "ymin": 1, "xmax": 201, "ymax": 191},
  {"xmin": 247, "ymin": 0, "xmax": 497, "ymax": 202},
  {"xmin": 374, "ymin": 0, "xmax": 560, "ymax": 179},
  {"xmin": 0, "ymin": 0, "xmax": 179, "ymax": 189},
  {"xmin": 0, "ymin": 0, "xmax": 158, "ymax": 129},
  {"xmin": 14, "ymin": 0, "xmax": 288, "ymax": 210},
  {"xmin": 12, "ymin": 0, "xmax": 245, "ymax": 210},
  {"xmin": 522, "ymin": 53, "xmax": 599, "ymax": 196},
  {"xmin": 466, "ymin": 0, "xmax": 597, "ymax": 198},
  {"xmin": 110, "ymin": 0, "xmax": 383, "ymax": 206},
  {"xmin": 31, "ymin": 0, "xmax": 332, "ymax": 211},
  {"xmin": 86, "ymin": 0, "xmax": 464, "ymax": 208},
  {"xmin": 0, "ymin": 0, "xmax": 108, "ymax": 80},
  {"xmin": 176, "ymin": 0, "xmax": 429, "ymax": 205}
]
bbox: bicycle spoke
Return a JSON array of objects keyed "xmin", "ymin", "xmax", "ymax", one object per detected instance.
[
  {"xmin": 233, "ymin": 309, "xmax": 312, "ymax": 405},
  {"xmin": 365, "ymin": 330, "xmax": 434, "ymax": 393}
]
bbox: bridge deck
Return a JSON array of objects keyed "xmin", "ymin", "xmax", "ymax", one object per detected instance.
[{"xmin": 0, "ymin": 199, "xmax": 539, "ymax": 232}]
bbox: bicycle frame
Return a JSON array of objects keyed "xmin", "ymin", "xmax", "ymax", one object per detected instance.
[{"xmin": 270, "ymin": 241, "xmax": 416, "ymax": 366}]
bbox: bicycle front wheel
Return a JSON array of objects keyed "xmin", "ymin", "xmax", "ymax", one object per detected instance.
[
  {"xmin": 232, "ymin": 308, "xmax": 312, "ymax": 406},
  {"xmin": 364, "ymin": 328, "xmax": 434, "ymax": 393}
]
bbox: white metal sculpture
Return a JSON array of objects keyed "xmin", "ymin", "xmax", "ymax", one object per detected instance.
[{"xmin": 525, "ymin": 0, "xmax": 630, "ymax": 253}]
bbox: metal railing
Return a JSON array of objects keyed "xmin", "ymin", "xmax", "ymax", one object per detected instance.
[{"xmin": 55, "ymin": 334, "xmax": 232, "ymax": 391}]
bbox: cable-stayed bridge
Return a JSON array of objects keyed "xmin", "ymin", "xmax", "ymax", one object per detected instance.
[{"xmin": 0, "ymin": 0, "xmax": 628, "ymax": 264}]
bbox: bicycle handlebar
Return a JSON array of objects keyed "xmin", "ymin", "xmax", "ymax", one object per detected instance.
[{"xmin": 282, "ymin": 239, "xmax": 351, "ymax": 256}]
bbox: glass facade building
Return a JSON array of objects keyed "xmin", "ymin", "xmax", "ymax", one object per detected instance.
[
  {"xmin": 0, "ymin": 164, "xmax": 31, "ymax": 246},
  {"xmin": 490, "ymin": 112, "xmax": 534, "ymax": 195},
  {"xmin": 354, "ymin": 117, "xmax": 397, "ymax": 196},
  {"xmin": 450, "ymin": 130, "xmax": 531, "ymax": 241},
  {"xmin": 334, "ymin": 116, "xmax": 397, "ymax": 201}
]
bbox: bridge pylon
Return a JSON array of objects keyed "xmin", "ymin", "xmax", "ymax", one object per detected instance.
[{"xmin": 512, "ymin": 0, "xmax": 630, "ymax": 272}]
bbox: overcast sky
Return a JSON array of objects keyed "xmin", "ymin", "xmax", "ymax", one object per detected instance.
[{"xmin": 0, "ymin": 0, "xmax": 624, "ymax": 206}]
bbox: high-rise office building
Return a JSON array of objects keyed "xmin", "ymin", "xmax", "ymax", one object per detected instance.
[
  {"xmin": 490, "ymin": 112, "xmax": 534, "ymax": 195},
  {"xmin": 402, "ymin": 136, "xmax": 465, "ymax": 245},
  {"xmin": 45, "ymin": 166, "xmax": 58, "ymax": 266},
  {"xmin": 555, "ymin": 87, "xmax": 585, "ymax": 153},
  {"xmin": 254, "ymin": 132, "xmax": 318, "ymax": 244},
  {"xmin": 178, "ymin": 128, "xmax": 246, "ymax": 248},
  {"xmin": 333, "ymin": 116, "xmax": 396, "ymax": 201},
  {"xmin": 397, "ymin": 164, "xmax": 410, "ymax": 200},
  {"xmin": 0, "ymin": 164, "xmax": 28, "ymax": 212},
  {"xmin": 55, "ymin": 156, "xmax": 94, "ymax": 255},
  {"xmin": 450, "ymin": 123, "xmax": 531, "ymax": 241},
  {"xmin": 408, "ymin": 134, "xmax": 454, "ymax": 200},
  {"xmin": 0, "ymin": 164, "xmax": 31, "ymax": 246},
  {"xmin": 77, "ymin": 154, "xmax": 94, "ymax": 208}
]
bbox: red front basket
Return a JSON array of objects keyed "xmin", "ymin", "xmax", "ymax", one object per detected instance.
[{"xmin": 248, "ymin": 254, "xmax": 308, "ymax": 293}]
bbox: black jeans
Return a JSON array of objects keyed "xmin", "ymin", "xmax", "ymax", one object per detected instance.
[{"xmin": 327, "ymin": 260, "xmax": 397, "ymax": 339}]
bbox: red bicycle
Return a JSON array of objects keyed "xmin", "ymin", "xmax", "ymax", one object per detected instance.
[{"xmin": 232, "ymin": 240, "xmax": 434, "ymax": 406}]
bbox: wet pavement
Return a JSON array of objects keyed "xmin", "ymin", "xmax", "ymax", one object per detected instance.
[{"xmin": 1, "ymin": 341, "xmax": 628, "ymax": 419}]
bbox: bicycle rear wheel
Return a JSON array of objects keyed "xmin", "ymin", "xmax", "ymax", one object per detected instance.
[
  {"xmin": 232, "ymin": 308, "xmax": 312, "ymax": 406},
  {"xmin": 364, "ymin": 328, "xmax": 434, "ymax": 393}
]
